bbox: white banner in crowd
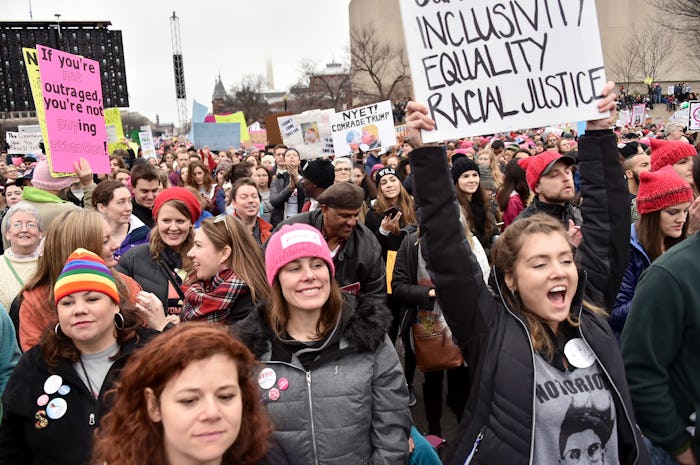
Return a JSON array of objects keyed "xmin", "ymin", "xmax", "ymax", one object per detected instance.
[
  {"xmin": 688, "ymin": 101, "xmax": 700, "ymax": 132},
  {"xmin": 330, "ymin": 100, "xmax": 396, "ymax": 155},
  {"xmin": 6, "ymin": 131, "xmax": 43, "ymax": 154},
  {"xmin": 277, "ymin": 109, "xmax": 334, "ymax": 159},
  {"xmin": 399, "ymin": 0, "xmax": 609, "ymax": 141}
]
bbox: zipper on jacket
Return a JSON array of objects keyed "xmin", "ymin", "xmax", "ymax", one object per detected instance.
[
  {"xmin": 578, "ymin": 322, "xmax": 640, "ymax": 464},
  {"xmin": 494, "ymin": 278, "xmax": 537, "ymax": 465},
  {"xmin": 306, "ymin": 371, "xmax": 320, "ymax": 465},
  {"xmin": 464, "ymin": 430, "xmax": 484, "ymax": 465}
]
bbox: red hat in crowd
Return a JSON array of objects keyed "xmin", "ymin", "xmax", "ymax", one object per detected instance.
[
  {"xmin": 152, "ymin": 186, "xmax": 201, "ymax": 223},
  {"xmin": 517, "ymin": 151, "xmax": 576, "ymax": 191},
  {"xmin": 649, "ymin": 138, "xmax": 697, "ymax": 171},
  {"xmin": 636, "ymin": 165, "xmax": 693, "ymax": 215}
]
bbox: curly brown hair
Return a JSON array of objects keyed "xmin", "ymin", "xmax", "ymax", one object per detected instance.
[{"xmin": 92, "ymin": 323, "xmax": 272, "ymax": 465}]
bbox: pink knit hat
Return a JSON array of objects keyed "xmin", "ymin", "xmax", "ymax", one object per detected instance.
[
  {"xmin": 649, "ymin": 138, "xmax": 697, "ymax": 171},
  {"xmin": 265, "ymin": 224, "xmax": 335, "ymax": 285},
  {"xmin": 30, "ymin": 160, "xmax": 78, "ymax": 191},
  {"xmin": 636, "ymin": 165, "xmax": 693, "ymax": 214}
]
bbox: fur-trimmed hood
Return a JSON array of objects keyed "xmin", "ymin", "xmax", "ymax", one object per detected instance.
[{"xmin": 233, "ymin": 292, "xmax": 392, "ymax": 360}]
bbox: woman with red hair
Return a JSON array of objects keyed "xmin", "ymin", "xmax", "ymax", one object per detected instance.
[{"xmin": 92, "ymin": 323, "xmax": 303, "ymax": 465}]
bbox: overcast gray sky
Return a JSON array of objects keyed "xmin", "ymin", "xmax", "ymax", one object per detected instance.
[{"xmin": 5, "ymin": 0, "xmax": 351, "ymax": 125}]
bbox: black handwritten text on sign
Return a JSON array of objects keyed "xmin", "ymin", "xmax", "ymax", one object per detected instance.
[{"xmin": 400, "ymin": 0, "xmax": 607, "ymax": 141}]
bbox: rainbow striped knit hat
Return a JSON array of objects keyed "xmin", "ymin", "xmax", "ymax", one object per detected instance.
[{"xmin": 54, "ymin": 248, "xmax": 119, "ymax": 305}]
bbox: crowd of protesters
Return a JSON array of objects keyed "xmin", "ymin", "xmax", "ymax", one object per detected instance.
[{"xmin": 0, "ymin": 80, "xmax": 698, "ymax": 465}]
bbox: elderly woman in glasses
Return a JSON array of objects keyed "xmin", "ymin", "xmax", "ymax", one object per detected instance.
[
  {"xmin": 0, "ymin": 202, "xmax": 43, "ymax": 311},
  {"xmin": 181, "ymin": 214, "xmax": 270, "ymax": 324}
]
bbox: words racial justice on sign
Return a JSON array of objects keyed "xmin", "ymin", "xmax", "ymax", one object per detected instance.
[{"xmin": 400, "ymin": 0, "xmax": 609, "ymax": 142}]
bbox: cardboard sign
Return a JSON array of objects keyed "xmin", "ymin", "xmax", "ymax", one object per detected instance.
[
  {"xmin": 330, "ymin": 101, "xmax": 396, "ymax": 156},
  {"xmin": 400, "ymin": 0, "xmax": 608, "ymax": 141},
  {"xmin": 688, "ymin": 101, "xmax": 700, "ymax": 131},
  {"xmin": 37, "ymin": 44, "xmax": 109, "ymax": 173},
  {"xmin": 6, "ymin": 132, "xmax": 43, "ymax": 154},
  {"xmin": 265, "ymin": 112, "xmax": 292, "ymax": 145},
  {"xmin": 192, "ymin": 122, "xmax": 241, "ymax": 150}
]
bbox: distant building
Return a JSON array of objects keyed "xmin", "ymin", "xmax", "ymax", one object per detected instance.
[
  {"xmin": 211, "ymin": 74, "xmax": 227, "ymax": 114},
  {"xmin": 0, "ymin": 20, "xmax": 128, "ymax": 118}
]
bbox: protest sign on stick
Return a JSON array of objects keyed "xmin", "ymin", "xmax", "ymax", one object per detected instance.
[
  {"xmin": 330, "ymin": 101, "xmax": 396, "ymax": 156},
  {"xmin": 400, "ymin": 0, "xmax": 609, "ymax": 141},
  {"xmin": 37, "ymin": 44, "xmax": 109, "ymax": 173},
  {"xmin": 139, "ymin": 129, "xmax": 157, "ymax": 159},
  {"xmin": 631, "ymin": 104, "xmax": 646, "ymax": 127}
]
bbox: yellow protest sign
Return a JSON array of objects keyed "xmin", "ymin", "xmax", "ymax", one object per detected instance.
[
  {"xmin": 104, "ymin": 108, "xmax": 128, "ymax": 153},
  {"xmin": 214, "ymin": 111, "xmax": 250, "ymax": 142},
  {"xmin": 23, "ymin": 48, "xmax": 59, "ymax": 175}
]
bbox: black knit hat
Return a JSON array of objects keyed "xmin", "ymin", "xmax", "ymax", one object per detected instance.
[
  {"xmin": 451, "ymin": 157, "xmax": 480, "ymax": 184},
  {"xmin": 303, "ymin": 158, "xmax": 335, "ymax": 189}
]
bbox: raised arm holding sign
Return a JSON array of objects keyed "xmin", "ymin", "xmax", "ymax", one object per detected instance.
[{"xmin": 399, "ymin": 0, "xmax": 609, "ymax": 141}]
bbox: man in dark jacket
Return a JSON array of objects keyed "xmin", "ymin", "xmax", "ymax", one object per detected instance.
[
  {"xmin": 517, "ymin": 150, "xmax": 583, "ymax": 245},
  {"xmin": 272, "ymin": 182, "xmax": 388, "ymax": 316},
  {"xmin": 130, "ymin": 163, "xmax": 162, "ymax": 229}
]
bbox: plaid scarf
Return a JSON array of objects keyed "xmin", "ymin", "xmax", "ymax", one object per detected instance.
[{"xmin": 181, "ymin": 268, "xmax": 250, "ymax": 323}]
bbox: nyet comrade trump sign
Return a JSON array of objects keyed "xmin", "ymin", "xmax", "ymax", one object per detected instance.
[{"xmin": 400, "ymin": 0, "xmax": 609, "ymax": 142}]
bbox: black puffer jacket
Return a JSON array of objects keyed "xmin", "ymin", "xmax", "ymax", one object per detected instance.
[
  {"xmin": 117, "ymin": 244, "xmax": 179, "ymax": 311},
  {"xmin": 409, "ymin": 131, "xmax": 647, "ymax": 465}
]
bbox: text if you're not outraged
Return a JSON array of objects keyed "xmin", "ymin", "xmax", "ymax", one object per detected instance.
[
  {"xmin": 400, "ymin": 0, "xmax": 609, "ymax": 141},
  {"xmin": 36, "ymin": 44, "xmax": 110, "ymax": 174}
]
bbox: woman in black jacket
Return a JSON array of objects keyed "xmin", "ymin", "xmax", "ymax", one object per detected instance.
[
  {"xmin": 0, "ymin": 249, "xmax": 158, "ymax": 465},
  {"xmin": 403, "ymin": 83, "xmax": 650, "ymax": 465}
]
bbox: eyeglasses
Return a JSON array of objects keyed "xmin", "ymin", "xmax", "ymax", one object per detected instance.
[
  {"xmin": 213, "ymin": 214, "xmax": 232, "ymax": 239},
  {"xmin": 334, "ymin": 167, "xmax": 351, "ymax": 172},
  {"xmin": 10, "ymin": 221, "xmax": 38, "ymax": 231}
]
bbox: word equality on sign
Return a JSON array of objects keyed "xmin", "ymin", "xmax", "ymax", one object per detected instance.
[{"xmin": 400, "ymin": 0, "xmax": 609, "ymax": 141}]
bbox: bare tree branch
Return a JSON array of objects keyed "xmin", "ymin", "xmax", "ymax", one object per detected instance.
[
  {"xmin": 350, "ymin": 23, "xmax": 411, "ymax": 103},
  {"xmin": 223, "ymin": 74, "xmax": 271, "ymax": 124}
]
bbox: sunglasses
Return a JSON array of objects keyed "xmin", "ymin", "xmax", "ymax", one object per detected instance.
[{"xmin": 213, "ymin": 213, "xmax": 232, "ymax": 238}]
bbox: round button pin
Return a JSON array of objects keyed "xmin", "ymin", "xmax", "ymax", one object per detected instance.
[
  {"xmin": 37, "ymin": 394, "xmax": 49, "ymax": 407},
  {"xmin": 268, "ymin": 387, "xmax": 280, "ymax": 401},
  {"xmin": 46, "ymin": 398, "xmax": 68, "ymax": 420},
  {"xmin": 564, "ymin": 338, "xmax": 596, "ymax": 369},
  {"xmin": 58, "ymin": 384, "xmax": 71, "ymax": 395},
  {"xmin": 278, "ymin": 378, "xmax": 289, "ymax": 391},
  {"xmin": 43, "ymin": 375, "xmax": 63, "ymax": 395},
  {"xmin": 258, "ymin": 368, "xmax": 277, "ymax": 390}
]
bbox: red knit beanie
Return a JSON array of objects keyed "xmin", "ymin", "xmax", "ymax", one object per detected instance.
[
  {"xmin": 649, "ymin": 138, "xmax": 697, "ymax": 171},
  {"xmin": 517, "ymin": 150, "xmax": 576, "ymax": 191},
  {"xmin": 152, "ymin": 187, "xmax": 202, "ymax": 223},
  {"xmin": 636, "ymin": 165, "xmax": 693, "ymax": 214}
]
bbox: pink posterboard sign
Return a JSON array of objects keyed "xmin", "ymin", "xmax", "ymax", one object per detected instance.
[{"xmin": 37, "ymin": 44, "xmax": 109, "ymax": 174}]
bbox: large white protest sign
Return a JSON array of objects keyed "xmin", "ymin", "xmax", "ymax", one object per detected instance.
[
  {"xmin": 6, "ymin": 131, "xmax": 43, "ymax": 154},
  {"xmin": 400, "ymin": 0, "xmax": 608, "ymax": 141},
  {"xmin": 330, "ymin": 101, "xmax": 396, "ymax": 156},
  {"xmin": 276, "ymin": 110, "xmax": 333, "ymax": 159}
]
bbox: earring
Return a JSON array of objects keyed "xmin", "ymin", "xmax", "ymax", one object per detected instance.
[
  {"xmin": 54, "ymin": 323, "xmax": 62, "ymax": 336},
  {"xmin": 114, "ymin": 312, "xmax": 125, "ymax": 330}
]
